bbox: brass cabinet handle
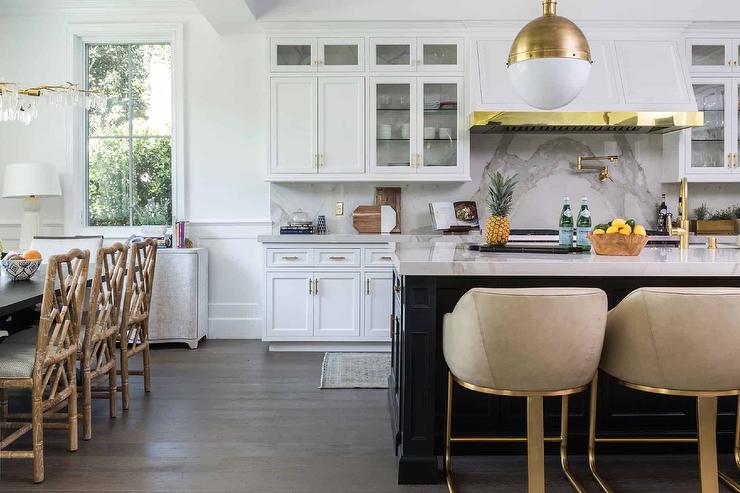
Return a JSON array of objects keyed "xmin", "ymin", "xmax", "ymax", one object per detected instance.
[
  {"xmin": 319, "ymin": 154, "xmax": 324, "ymax": 167},
  {"xmin": 366, "ymin": 278, "xmax": 371, "ymax": 295},
  {"xmin": 282, "ymin": 255, "xmax": 299, "ymax": 260},
  {"xmin": 390, "ymin": 314, "xmax": 395, "ymax": 338},
  {"xmin": 308, "ymin": 278, "xmax": 313, "ymax": 295},
  {"xmin": 314, "ymin": 278, "xmax": 319, "ymax": 295},
  {"xmin": 380, "ymin": 256, "xmax": 392, "ymax": 261},
  {"xmin": 394, "ymin": 283, "xmax": 401, "ymax": 293},
  {"xmin": 328, "ymin": 255, "xmax": 346, "ymax": 260}
]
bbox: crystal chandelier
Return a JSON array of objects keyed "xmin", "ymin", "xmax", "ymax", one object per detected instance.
[{"xmin": 0, "ymin": 82, "xmax": 107, "ymax": 125}]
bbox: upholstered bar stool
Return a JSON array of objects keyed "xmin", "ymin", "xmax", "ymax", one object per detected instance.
[
  {"xmin": 588, "ymin": 288, "xmax": 740, "ymax": 493},
  {"xmin": 443, "ymin": 287, "xmax": 608, "ymax": 493}
]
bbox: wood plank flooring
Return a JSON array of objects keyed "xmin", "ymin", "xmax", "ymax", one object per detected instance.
[{"xmin": 0, "ymin": 340, "xmax": 738, "ymax": 492}]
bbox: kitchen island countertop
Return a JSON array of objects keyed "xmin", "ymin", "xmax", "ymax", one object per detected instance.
[{"xmin": 391, "ymin": 242, "xmax": 740, "ymax": 277}]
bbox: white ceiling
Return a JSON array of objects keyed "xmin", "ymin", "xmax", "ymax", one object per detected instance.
[{"xmin": 2, "ymin": 0, "xmax": 740, "ymax": 22}]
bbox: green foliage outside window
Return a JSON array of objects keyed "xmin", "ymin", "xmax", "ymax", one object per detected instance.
[{"xmin": 86, "ymin": 43, "xmax": 173, "ymax": 226}]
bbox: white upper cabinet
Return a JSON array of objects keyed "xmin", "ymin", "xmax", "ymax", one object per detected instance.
[
  {"xmin": 687, "ymin": 39, "xmax": 736, "ymax": 74},
  {"xmin": 615, "ymin": 40, "xmax": 692, "ymax": 107},
  {"xmin": 271, "ymin": 76, "xmax": 365, "ymax": 175},
  {"xmin": 370, "ymin": 37, "xmax": 463, "ymax": 72},
  {"xmin": 271, "ymin": 37, "xmax": 364, "ymax": 72},
  {"xmin": 318, "ymin": 77, "xmax": 365, "ymax": 173},
  {"xmin": 270, "ymin": 78, "xmax": 318, "ymax": 174}
]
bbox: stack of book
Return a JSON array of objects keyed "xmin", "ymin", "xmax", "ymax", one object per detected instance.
[{"xmin": 280, "ymin": 221, "xmax": 314, "ymax": 235}]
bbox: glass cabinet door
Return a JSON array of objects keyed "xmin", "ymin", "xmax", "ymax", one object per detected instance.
[
  {"xmin": 418, "ymin": 38, "xmax": 463, "ymax": 71},
  {"xmin": 417, "ymin": 79, "xmax": 461, "ymax": 171},
  {"xmin": 271, "ymin": 38, "xmax": 316, "ymax": 72},
  {"xmin": 734, "ymin": 40, "xmax": 740, "ymax": 72},
  {"xmin": 318, "ymin": 38, "xmax": 364, "ymax": 72},
  {"xmin": 688, "ymin": 81, "xmax": 732, "ymax": 171},
  {"xmin": 687, "ymin": 40, "xmax": 732, "ymax": 73},
  {"xmin": 371, "ymin": 80, "xmax": 416, "ymax": 172},
  {"xmin": 370, "ymin": 38, "xmax": 417, "ymax": 72}
]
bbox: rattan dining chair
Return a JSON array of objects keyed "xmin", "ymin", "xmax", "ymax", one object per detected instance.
[
  {"xmin": 118, "ymin": 239, "xmax": 157, "ymax": 410},
  {"xmin": 0, "ymin": 248, "xmax": 90, "ymax": 483},
  {"xmin": 78, "ymin": 243, "xmax": 128, "ymax": 441}
]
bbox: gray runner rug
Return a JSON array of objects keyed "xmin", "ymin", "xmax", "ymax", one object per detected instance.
[{"xmin": 319, "ymin": 352, "xmax": 390, "ymax": 389}]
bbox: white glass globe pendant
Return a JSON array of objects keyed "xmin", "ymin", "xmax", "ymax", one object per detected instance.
[{"xmin": 507, "ymin": 0, "xmax": 592, "ymax": 110}]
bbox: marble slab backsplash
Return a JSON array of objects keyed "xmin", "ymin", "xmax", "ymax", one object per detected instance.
[{"xmin": 271, "ymin": 134, "xmax": 740, "ymax": 234}]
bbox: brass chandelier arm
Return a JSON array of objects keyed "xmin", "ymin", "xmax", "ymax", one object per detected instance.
[{"xmin": 0, "ymin": 82, "xmax": 104, "ymax": 97}]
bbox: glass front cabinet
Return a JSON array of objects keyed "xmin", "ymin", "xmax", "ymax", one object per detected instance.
[
  {"xmin": 687, "ymin": 39, "xmax": 740, "ymax": 74},
  {"xmin": 369, "ymin": 38, "xmax": 463, "ymax": 72},
  {"xmin": 271, "ymin": 38, "xmax": 364, "ymax": 72},
  {"xmin": 370, "ymin": 77, "xmax": 463, "ymax": 175}
]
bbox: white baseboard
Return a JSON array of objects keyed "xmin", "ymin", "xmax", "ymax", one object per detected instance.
[{"xmin": 268, "ymin": 341, "xmax": 391, "ymax": 352}]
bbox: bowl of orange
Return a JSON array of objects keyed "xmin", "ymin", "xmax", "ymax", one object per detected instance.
[{"xmin": 2, "ymin": 249, "xmax": 42, "ymax": 281}]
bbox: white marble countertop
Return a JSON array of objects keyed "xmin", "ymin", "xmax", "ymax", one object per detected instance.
[
  {"xmin": 256, "ymin": 234, "xmax": 475, "ymax": 244},
  {"xmin": 392, "ymin": 242, "xmax": 740, "ymax": 277}
]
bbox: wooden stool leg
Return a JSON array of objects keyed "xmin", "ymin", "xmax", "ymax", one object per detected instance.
[
  {"xmin": 68, "ymin": 356, "xmax": 78, "ymax": 452},
  {"xmin": 82, "ymin": 365, "xmax": 92, "ymax": 441},
  {"xmin": 108, "ymin": 337, "xmax": 118, "ymax": 418},
  {"xmin": 120, "ymin": 343, "xmax": 130, "ymax": 410},
  {"xmin": 697, "ymin": 396, "xmax": 719, "ymax": 493},
  {"xmin": 527, "ymin": 395, "xmax": 545, "ymax": 493},
  {"xmin": 32, "ymin": 395, "xmax": 44, "ymax": 483}
]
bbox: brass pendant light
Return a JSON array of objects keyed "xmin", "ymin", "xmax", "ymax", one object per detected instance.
[{"xmin": 507, "ymin": 0, "xmax": 593, "ymax": 110}]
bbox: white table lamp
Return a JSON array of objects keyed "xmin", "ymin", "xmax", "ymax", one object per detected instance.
[{"xmin": 2, "ymin": 162, "xmax": 62, "ymax": 249}]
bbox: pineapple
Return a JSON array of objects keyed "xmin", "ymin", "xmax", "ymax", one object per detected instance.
[{"xmin": 485, "ymin": 172, "xmax": 517, "ymax": 246}]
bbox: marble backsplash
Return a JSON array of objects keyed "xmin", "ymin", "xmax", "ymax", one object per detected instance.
[{"xmin": 270, "ymin": 134, "xmax": 740, "ymax": 234}]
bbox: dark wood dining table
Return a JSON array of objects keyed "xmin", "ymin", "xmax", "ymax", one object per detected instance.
[{"xmin": 0, "ymin": 265, "xmax": 97, "ymax": 318}]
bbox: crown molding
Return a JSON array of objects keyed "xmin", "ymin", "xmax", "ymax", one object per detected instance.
[{"xmin": 0, "ymin": 0, "xmax": 197, "ymax": 16}]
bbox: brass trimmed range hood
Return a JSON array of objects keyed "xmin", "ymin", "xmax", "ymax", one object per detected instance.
[{"xmin": 470, "ymin": 111, "xmax": 704, "ymax": 135}]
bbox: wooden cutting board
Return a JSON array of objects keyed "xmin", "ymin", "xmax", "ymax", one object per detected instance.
[
  {"xmin": 352, "ymin": 205, "xmax": 382, "ymax": 233},
  {"xmin": 375, "ymin": 187, "xmax": 401, "ymax": 233}
]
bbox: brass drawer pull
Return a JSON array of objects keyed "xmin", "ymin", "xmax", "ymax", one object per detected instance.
[
  {"xmin": 282, "ymin": 256, "xmax": 299, "ymax": 261},
  {"xmin": 314, "ymin": 278, "xmax": 319, "ymax": 295},
  {"xmin": 366, "ymin": 278, "xmax": 371, "ymax": 295},
  {"xmin": 380, "ymin": 256, "xmax": 392, "ymax": 260},
  {"xmin": 308, "ymin": 279, "xmax": 313, "ymax": 295},
  {"xmin": 328, "ymin": 256, "xmax": 347, "ymax": 260}
]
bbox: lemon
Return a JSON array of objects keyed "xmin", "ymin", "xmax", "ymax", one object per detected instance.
[
  {"xmin": 592, "ymin": 229, "xmax": 606, "ymax": 235},
  {"xmin": 611, "ymin": 218, "xmax": 626, "ymax": 228},
  {"xmin": 605, "ymin": 225, "xmax": 619, "ymax": 234},
  {"xmin": 619, "ymin": 224, "xmax": 632, "ymax": 235},
  {"xmin": 633, "ymin": 225, "xmax": 647, "ymax": 236}
]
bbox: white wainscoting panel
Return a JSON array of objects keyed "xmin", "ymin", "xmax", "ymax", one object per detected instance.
[{"xmin": 190, "ymin": 220, "xmax": 272, "ymax": 339}]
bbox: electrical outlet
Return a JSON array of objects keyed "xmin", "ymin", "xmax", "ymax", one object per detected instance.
[{"xmin": 335, "ymin": 202, "xmax": 344, "ymax": 216}]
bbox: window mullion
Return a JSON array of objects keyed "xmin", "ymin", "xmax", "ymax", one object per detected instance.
[{"xmin": 127, "ymin": 44, "xmax": 135, "ymax": 227}]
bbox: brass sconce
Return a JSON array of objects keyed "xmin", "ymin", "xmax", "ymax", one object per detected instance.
[{"xmin": 576, "ymin": 155, "xmax": 618, "ymax": 182}]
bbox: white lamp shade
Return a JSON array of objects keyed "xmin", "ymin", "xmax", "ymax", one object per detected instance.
[
  {"xmin": 508, "ymin": 57, "xmax": 592, "ymax": 110},
  {"xmin": 2, "ymin": 162, "xmax": 61, "ymax": 198}
]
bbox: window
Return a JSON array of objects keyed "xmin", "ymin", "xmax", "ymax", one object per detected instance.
[{"xmin": 86, "ymin": 43, "xmax": 173, "ymax": 226}]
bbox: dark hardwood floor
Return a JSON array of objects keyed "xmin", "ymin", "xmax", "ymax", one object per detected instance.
[{"xmin": 0, "ymin": 340, "xmax": 737, "ymax": 492}]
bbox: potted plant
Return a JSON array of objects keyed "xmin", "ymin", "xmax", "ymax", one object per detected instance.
[
  {"xmin": 695, "ymin": 204, "xmax": 738, "ymax": 235},
  {"xmin": 733, "ymin": 205, "xmax": 740, "ymax": 235}
]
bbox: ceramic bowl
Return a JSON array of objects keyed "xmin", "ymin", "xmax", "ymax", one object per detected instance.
[{"xmin": 2, "ymin": 257, "xmax": 42, "ymax": 281}]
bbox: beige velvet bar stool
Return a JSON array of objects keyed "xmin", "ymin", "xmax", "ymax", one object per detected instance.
[
  {"xmin": 443, "ymin": 287, "xmax": 608, "ymax": 493},
  {"xmin": 588, "ymin": 287, "xmax": 740, "ymax": 493}
]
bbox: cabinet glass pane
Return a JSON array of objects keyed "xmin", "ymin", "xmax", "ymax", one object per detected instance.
[
  {"xmin": 376, "ymin": 45, "xmax": 410, "ymax": 66},
  {"xmin": 691, "ymin": 44, "xmax": 726, "ymax": 66},
  {"xmin": 376, "ymin": 84, "xmax": 411, "ymax": 167},
  {"xmin": 276, "ymin": 45, "xmax": 312, "ymax": 66},
  {"xmin": 423, "ymin": 44, "xmax": 457, "ymax": 66},
  {"xmin": 422, "ymin": 83, "xmax": 458, "ymax": 167},
  {"xmin": 690, "ymin": 83, "xmax": 725, "ymax": 168},
  {"xmin": 324, "ymin": 44, "xmax": 358, "ymax": 66}
]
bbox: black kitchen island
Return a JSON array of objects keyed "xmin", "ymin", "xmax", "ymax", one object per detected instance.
[{"xmin": 388, "ymin": 241, "xmax": 740, "ymax": 484}]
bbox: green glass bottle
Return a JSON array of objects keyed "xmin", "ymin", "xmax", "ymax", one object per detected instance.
[
  {"xmin": 558, "ymin": 197, "xmax": 573, "ymax": 246},
  {"xmin": 576, "ymin": 196, "xmax": 592, "ymax": 251}
]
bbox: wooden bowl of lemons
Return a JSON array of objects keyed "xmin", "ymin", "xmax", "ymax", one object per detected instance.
[{"xmin": 587, "ymin": 219, "xmax": 648, "ymax": 256}]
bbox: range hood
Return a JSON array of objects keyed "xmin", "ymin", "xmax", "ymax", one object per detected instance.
[
  {"xmin": 472, "ymin": 38, "xmax": 703, "ymax": 134},
  {"xmin": 470, "ymin": 111, "xmax": 704, "ymax": 134}
]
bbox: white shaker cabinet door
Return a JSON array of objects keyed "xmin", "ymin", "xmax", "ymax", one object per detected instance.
[
  {"xmin": 363, "ymin": 272, "xmax": 393, "ymax": 341},
  {"xmin": 266, "ymin": 272, "xmax": 314, "ymax": 338},
  {"xmin": 148, "ymin": 253, "xmax": 198, "ymax": 342},
  {"xmin": 270, "ymin": 78, "xmax": 318, "ymax": 174},
  {"xmin": 313, "ymin": 272, "xmax": 361, "ymax": 338},
  {"xmin": 318, "ymin": 77, "xmax": 365, "ymax": 173}
]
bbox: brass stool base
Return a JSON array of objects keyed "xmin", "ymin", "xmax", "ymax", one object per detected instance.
[{"xmin": 445, "ymin": 372, "xmax": 589, "ymax": 493}]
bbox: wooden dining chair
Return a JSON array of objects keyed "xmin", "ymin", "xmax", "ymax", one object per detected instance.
[
  {"xmin": 0, "ymin": 248, "xmax": 90, "ymax": 483},
  {"xmin": 78, "ymin": 243, "xmax": 128, "ymax": 441},
  {"xmin": 119, "ymin": 239, "xmax": 157, "ymax": 410}
]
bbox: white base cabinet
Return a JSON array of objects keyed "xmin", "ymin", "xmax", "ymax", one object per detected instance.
[{"xmin": 263, "ymin": 243, "xmax": 393, "ymax": 350}]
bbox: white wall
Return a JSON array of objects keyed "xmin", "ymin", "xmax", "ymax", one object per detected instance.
[{"xmin": 0, "ymin": 9, "xmax": 271, "ymax": 338}]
